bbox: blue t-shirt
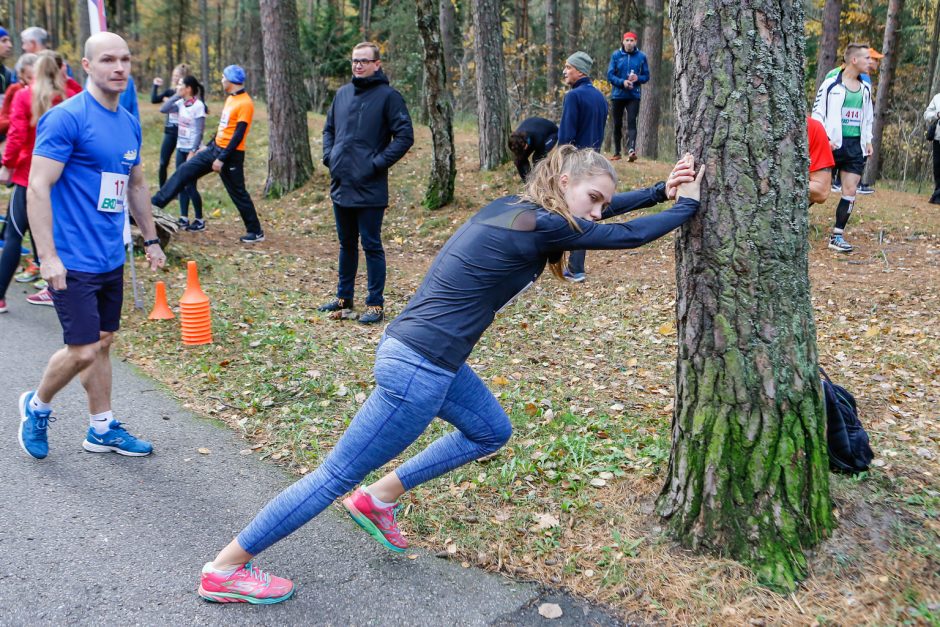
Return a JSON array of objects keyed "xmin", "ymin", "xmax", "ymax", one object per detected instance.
[{"xmin": 33, "ymin": 90, "xmax": 142, "ymax": 273}]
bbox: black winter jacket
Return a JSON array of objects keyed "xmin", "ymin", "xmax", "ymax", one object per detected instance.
[{"xmin": 322, "ymin": 70, "xmax": 414, "ymax": 208}]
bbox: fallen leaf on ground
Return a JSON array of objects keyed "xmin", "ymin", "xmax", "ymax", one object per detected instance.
[{"xmin": 538, "ymin": 603, "xmax": 563, "ymax": 619}]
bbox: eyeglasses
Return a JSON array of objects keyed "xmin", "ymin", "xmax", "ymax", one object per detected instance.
[{"xmin": 351, "ymin": 58, "xmax": 377, "ymax": 66}]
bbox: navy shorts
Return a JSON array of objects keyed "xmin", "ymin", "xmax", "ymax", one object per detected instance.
[
  {"xmin": 50, "ymin": 266, "xmax": 124, "ymax": 345},
  {"xmin": 833, "ymin": 136, "xmax": 865, "ymax": 176}
]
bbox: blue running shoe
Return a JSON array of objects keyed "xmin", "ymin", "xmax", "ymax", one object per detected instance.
[
  {"xmin": 562, "ymin": 269, "xmax": 586, "ymax": 283},
  {"xmin": 82, "ymin": 420, "xmax": 153, "ymax": 456},
  {"xmin": 18, "ymin": 391, "xmax": 53, "ymax": 459}
]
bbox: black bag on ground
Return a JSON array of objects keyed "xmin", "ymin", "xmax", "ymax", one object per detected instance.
[{"xmin": 820, "ymin": 367, "xmax": 875, "ymax": 473}]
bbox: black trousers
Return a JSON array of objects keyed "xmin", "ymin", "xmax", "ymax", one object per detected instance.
[
  {"xmin": 333, "ymin": 205, "xmax": 386, "ymax": 306},
  {"xmin": 175, "ymin": 150, "xmax": 203, "ymax": 219},
  {"xmin": 152, "ymin": 146, "xmax": 261, "ymax": 234},
  {"xmin": 612, "ymin": 98, "xmax": 641, "ymax": 155},
  {"xmin": 931, "ymin": 141, "xmax": 940, "ymax": 204},
  {"xmin": 158, "ymin": 127, "xmax": 178, "ymax": 187}
]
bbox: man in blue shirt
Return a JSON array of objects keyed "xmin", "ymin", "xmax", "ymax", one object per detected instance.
[
  {"xmin": 18, "ymin": 32, "xmax": 166, "ymax": 460},
  {"xmin": 558, "ymin": 51, "xmax": 608, "ymax": 282}
]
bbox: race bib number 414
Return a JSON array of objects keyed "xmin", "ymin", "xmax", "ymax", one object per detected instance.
[{"xmin": 98, "ymin": 171, "xmax": 129, "ymax": 213}]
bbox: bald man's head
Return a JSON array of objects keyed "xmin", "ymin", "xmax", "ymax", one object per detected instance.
[
  {"xmin": 83, "ymin": 31, "xmax": 129, "ymax": 61},
  {"xmin": 82, "ymin": 32, "xmax": 131, "ymax": 98}
]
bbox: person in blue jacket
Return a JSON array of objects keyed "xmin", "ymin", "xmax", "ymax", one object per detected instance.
[
  {"xmin": 558, "ymin": 50, "xmax": 608, "ymax": 282},
  {"xmin": 318, "ymin": 41, "xmax": 415, "ymax": 325},
  {"xmin": 607, "ymin": 31, "xmax": 649, "ymax": 162},
  {"xmin": 196, "ymin": 147, "xmax": 702, "ymax": 605}
]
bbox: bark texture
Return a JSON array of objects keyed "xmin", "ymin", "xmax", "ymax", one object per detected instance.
[
  {"xmin": 416, "ymin": 0, "xmax": 457, "ymax": 208},
  {"xmin": 813, "ymin": 0, "xmax": 841, "ymax": 93},
  {"xmin": 472, "ymin": 0, "xmax": 510, "ymax": 169},
  {"xmin": 259, "ymin": 0, "xmax": 314, "ymax": 197},
  {"xmin": 863, "ymin": 0, "xmax": 905, "ymax": 186},
  {"xmin": 637, "ymin": 0, "xmax": 665, "ymax": 158},
  {"xmin": 659, "ymin": 0, "xmax": 834, "ymax": 592}
]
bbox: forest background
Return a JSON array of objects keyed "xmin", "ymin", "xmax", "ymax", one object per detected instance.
[{"xmin": 1, "ymin": 0, "xmax": 938, "ymax": 191}]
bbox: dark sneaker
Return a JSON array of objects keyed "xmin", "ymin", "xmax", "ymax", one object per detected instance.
[
  {"xmin": 82, "ymin": 420, "xmax": 153, "ymax": 456},
  {"xmin": 563, "ymin": 269, "xmax": 586, "ymax": 283},
  {"xmin": 18, "ymin": 391, "xmax": 54, "ymax": 459},
  {"xmin": 358, "ymin": 306, "xmax": 384, "ymax": 325},
  {"xmin": 186, "ymin": 219, "xmax": 206, "ymax": 232},
  {"xmin": 828, "ymin": 234, "xmax": 854, "ymax": 253},
  {"xmin": 857, "ymin": 184, "xmax": 874, "ymax": 195},
  {"xmin": 830, "ymin": 183, "xmax": 842, "ymax": 193},
  {"xmin": 177, "ymin": 217, "xmax": 190, "ymax": 228},
  {"xmin": 239, "ymin": 231, "xmax": 265, "ymax": 243},
  {"xmin": 627, "ymin": 149, "xmax": 637, "ymax": 162},
  {"xmin": 317, "ymin": 297, "xmax": 353, "ymax": 313}
]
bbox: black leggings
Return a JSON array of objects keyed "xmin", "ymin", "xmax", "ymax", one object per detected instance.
[
  {"xmin": 175, "ymin": 150, "xmax": 203, "ymax": 219},
  {"xmin": 0, "ymin": 184, "xmax": 31, "ymax": 300},
  {"xmin": 612, "ymin": 98, "xmax": 641, "ymax": 155},
  {"xmin": 158, "ymin": 127, "xmax": 179, "ymax": 187}
]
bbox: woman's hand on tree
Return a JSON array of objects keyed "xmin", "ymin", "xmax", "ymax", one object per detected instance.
[{"xmin": 666, "ymin": 153, "xmax": 697, "ymax": 200}]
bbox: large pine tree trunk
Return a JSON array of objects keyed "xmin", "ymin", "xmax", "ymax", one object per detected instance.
[
  {"xmin": 813, "ymin": 0, "xmax": 842, "ymax": 93},
  {"xmin": 545, "ymin": 0, "xmax": 558, "ymax": 100},
  {"xmin": 416, "ymin": 0, "xmax": 456, "ymax": 209},
  {"xmin": 659, "ymin": 0, "xmax": 834, "ymax": 592},
  {"xmin": 259, "ymin": 0, "xmax": 313, "ymax": 197},
  {"xmin": 637, "ymin": 0, "xmax": 664, "ymax": 159},
  {"xmin": 472, "ymin": 0, "xmax": 509, "ymax": 169},
  {"xmin": 564, "ymin": 0, "xmax": 579, "ymax": 54},
  {"xmin": 863, "ymin": 0, "xmax": 904, "ymax": 186}
]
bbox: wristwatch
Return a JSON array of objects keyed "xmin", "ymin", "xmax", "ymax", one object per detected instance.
[{"xmin": 143, "ymin": 238, "xmax": 160, "ymax": 247}]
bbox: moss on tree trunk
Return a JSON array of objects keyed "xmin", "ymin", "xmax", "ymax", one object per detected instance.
[{"xmin": 658, "ymin": 0, "xmax": 835, "ymax": 592}]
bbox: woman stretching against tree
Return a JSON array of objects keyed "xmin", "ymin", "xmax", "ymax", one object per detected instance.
[{"xmin": 197, "ymin": 146, "xmax": 704, "ymax": 604}]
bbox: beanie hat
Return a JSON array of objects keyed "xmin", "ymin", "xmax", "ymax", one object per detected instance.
[
  {"xmin": 222, "ymin": 65, "xmax": 245, "ymax": 84},
  {"xmin": 566, "ymin": 51, "xmax": 593, "ymax": 77},
  {"xmin": 623, "ymin": 32, "xmax": 638, "ymax": 41},
  {"xmin": 0, "ymin": 28, "xmax": 9, "ymax": 39}
]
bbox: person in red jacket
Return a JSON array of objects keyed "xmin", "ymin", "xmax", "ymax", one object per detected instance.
[
  {"xmin": 0, "ymin": 51, "xmax": 70, "ymax": 312},
  {"xmin": 0, "ymin": 53, "xmax": 36, "ymax": 145}
]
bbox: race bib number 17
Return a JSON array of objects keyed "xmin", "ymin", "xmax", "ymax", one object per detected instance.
[{"xmin": 98, "ymin": 171, "xmax": 129, "ymax": 213}]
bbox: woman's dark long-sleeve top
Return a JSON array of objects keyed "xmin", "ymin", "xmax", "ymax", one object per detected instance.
[
  {"xmin": 151, "ymin": 83, "xmax": 178, "ymax": 129},
  {"xmin": 385, "ymin": 183, "xmax": 697, "ymax": 372}
]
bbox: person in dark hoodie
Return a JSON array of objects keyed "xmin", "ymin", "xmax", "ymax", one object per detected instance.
[
  {"xmin": 509, "ymin": 116, "xmax": 558, "ymax": 181},
  {"xmin": 151, "ymin": 64, "xmax": 264, "ymax": 243},
  {"xmin": 558, "ymin": 51, "xmax": 608, "ymax": 282},
  {"xmin": 318, "ymin": 41, "xmax": 414, "ymax": 325},
  {"xmin": 607, "ymin": 32, "xmax": 649, "ymax": 162}
]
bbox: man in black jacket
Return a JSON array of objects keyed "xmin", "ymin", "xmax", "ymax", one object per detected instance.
[
  {"xmin": 318, "ymin": 42, "xmax": 414, "ymax": 325},
  {"xmin": 508, "ymin": 117, "xmax": 558, "ymax": 181}
]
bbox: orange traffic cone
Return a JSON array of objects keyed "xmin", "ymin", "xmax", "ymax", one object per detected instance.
[
  {"xmin": 179, "ymin": 260, "xmax": 212, "ymax": 345},
  {"xmin": 148, "ymin": 281, "xmax": 174, "ymax": 320}
]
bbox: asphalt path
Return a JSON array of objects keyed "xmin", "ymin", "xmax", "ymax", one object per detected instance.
[{"xmin": 0, "ymin": 293, "xmax": 624, "ymax": 626}]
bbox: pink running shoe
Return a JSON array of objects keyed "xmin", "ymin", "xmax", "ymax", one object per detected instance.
[
  {"xmin": 342, "ymin": 488, "xmax": 408, "ymax": 552},
  {"xmin": 198, "ymin": 562, "xmax": 294, "ymax": 604}
]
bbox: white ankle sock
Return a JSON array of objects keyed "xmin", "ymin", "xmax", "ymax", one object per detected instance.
[
  {"xmin": 363, "ymin": 486, "xmax": 396, "ymax": 508},
  {"xmin": 203, "ymin": 562, "xmax": 239, "ymax": 576},
  {"xmin": 29, "ymin": 395, "xmax": 52, "ymax": 412},
  {"xmin": 90, "ymin": 410, "xmax": 114, "ymax": 434}
]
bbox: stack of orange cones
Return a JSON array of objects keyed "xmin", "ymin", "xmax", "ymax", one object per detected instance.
[
  {"xmin": 179, "ymin": 260, "xmax": 212, "ymax": 345},
  {"xmin": 148, "ymin": 281, "xmax": 175, "ymax": 320}
]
